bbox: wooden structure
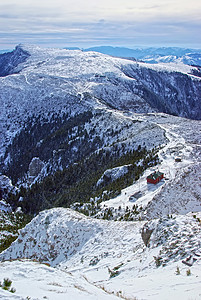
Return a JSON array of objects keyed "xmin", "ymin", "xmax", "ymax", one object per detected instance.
[{"xmin": 146, "ymin": 171, "xmax": 164, "ymax": 184}]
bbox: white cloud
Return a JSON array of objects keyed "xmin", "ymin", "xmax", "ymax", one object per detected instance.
[
  {"xmin": 1, "ymin": 0, "xmax": 201, "ymax": 22},
  {"xmin": 0, "ymin": 0, "xmax": 201, "ymax": 48}
]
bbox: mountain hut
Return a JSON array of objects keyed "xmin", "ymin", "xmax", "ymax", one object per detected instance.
[{"xmin": 146, "ymin": 171, "xmax": 164, "ymax": 184}]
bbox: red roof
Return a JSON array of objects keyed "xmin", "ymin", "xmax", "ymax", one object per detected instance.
[{"xmin": 147, "ymin": 171, "xmax": 164, "ymax": 184}]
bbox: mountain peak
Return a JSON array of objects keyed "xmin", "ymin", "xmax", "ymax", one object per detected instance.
[{"xmin": 0, "ymin": 44, "xmax": 30, "ymax": 76}]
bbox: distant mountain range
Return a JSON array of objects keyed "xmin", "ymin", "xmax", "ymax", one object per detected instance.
[
  {"xmin": 65, "ymin": 46, "xmax": 201, "ymax": 67},
  {"xmin": 84, "ymin": 46, "xmax": 201, "ymax": 58}
]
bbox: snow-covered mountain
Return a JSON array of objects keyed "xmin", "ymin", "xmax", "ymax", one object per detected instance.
[
  {"xmin": 0, "ymin": 44, "xmax": 200, "ymax": 184},
  {"xmin": 0, "ymin": 44, "xmax": 200, "ymax": 299},
  {"xmin": 141, "ymin": 53, "xmax": 201, "ymax": 66}
]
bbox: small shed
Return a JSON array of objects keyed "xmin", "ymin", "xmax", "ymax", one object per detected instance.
[
  {"xmin": 175, "ymin": 157, "xmax": 182, "ymax": 162},
  {"xmin": 147, "ymin": 171, "xmax": 164, "ymax": 184}
]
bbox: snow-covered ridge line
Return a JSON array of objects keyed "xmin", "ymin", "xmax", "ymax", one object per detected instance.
[
  {"xmin": 0, "ymin": 208, "xmax": 200, "ymax": 299},
  {"xmin": 0, "ymin": 44, "xmax": 200, "ymax": 163},
  {"xmin": 1, "ymin": 207, "xmax": 200, "ymax": 268},
  {"xmin": 7, "ymin": 44, "xmax": 200, "ymax": 77},
  {"xmin": 0, "ymin": 207, "xmax": 143, "ymax": 267}
]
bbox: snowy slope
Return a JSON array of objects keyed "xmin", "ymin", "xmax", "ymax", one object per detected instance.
[
  {"xmin": 145, "ymin": 162, "xmax": 201, "ymax": 218},
  {"xmin": 0, "ymin": 208, "xmax": 143, "ymax": 267},
  {"xmin": 0, "ymin": 257, "xmax": 201, "ymax": 300},
  {"xmin": 0, "ymin": 114, "xmax": 200, "ymax": 299},
  {"xmin": 0, "ymin": 260, "xmax": 119, "ymax": 300},
  {"xmin": 0, "ymin": 208, "xmax": 200, "ymax": 300},
  {"xmin": 97, "ymin": 113, "xmax": 201, "ymax": 219}
]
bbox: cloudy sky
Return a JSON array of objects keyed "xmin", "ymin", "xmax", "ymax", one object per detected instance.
[{"xmin": 0, "ymin": 0, "xmax": 201, "ymax": 49}]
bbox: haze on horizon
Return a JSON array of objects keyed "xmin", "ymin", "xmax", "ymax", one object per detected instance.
[{"xmin": 0, "ymin": 0, "xmax": 201, "ymax": 50}]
